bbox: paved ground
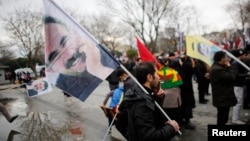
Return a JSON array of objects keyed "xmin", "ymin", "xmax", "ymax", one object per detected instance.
[{"xmin": 0, "ymin": 81, "xmax": 250, "ymax": 141}]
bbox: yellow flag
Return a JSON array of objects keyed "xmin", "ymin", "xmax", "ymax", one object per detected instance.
[{"xmin": 186, "ymin": 35, "xmax": 222, "ymax": 66}]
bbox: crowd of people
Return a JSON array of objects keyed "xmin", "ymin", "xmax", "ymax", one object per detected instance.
[
  {"xmin": 2, "ymin": 45, "xmax": 250, "ymax": 141},
  {"xmin": 102, "ymin": 47, "xmax": 250, "ymax": 140}
]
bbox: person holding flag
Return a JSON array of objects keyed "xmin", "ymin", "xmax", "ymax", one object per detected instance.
[
  {"xmin": 210, "ymin": 51, "xmax": 237, "ymax": 125},
  {"xmin": 115, "ymin": 61, "xmax": 179, "ymax": 141}
]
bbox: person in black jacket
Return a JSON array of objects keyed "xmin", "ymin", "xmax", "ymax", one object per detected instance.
[
  {"xmin": 231, "ymin": 49, "xmax": 249, "ymax": 124},
  {"xmin": 115, "ymin": 61, "xmax": 179, "ymax": 141},
  {"xmin": 194, "ymin": 59, "xmax": 209, "ymax": 104},
  {"xmin": 210, "ymin": 51, "xmax": 237, "ymax": 125}
]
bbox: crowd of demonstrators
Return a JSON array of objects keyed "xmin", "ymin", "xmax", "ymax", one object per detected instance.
[
  {"xmin": 101, "ymin": 47, "xmax": 250, "ymax": 139},
  {"xmin": 16, "ymin": 71, "xmax": 32, "ymax": 88}
]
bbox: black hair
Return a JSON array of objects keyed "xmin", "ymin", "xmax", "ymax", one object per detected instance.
[
  {"xmin": 213, "ymin": 51, "xmax": 226, "ymax": 62},
  {"xmin": 135, "ymin": 61, "xmax": 156, "ymax": 84},
  {"xmin": 116, "ymin": 67, "xmax": 126, "ymax": 77}
]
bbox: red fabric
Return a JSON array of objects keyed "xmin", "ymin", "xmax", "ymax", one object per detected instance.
[
  {"xmin": 136, "ymin": 36, "xmax": 156, "ymax": 62},
  {"xmin": 136, "ymin": 36, "xmax": 161, "ymax": 69}
]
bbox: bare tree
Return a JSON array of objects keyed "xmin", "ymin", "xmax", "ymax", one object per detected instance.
[
  {"xmin": 246, "ymin": 1, "xmax": 250, "ymax": 23},
  {"xmin": 226, "ymin": 0, "xmax": 249, "ymax": 48},
  {"xmin": 79, "ymin": 14, "xmax": 129, "ymax": 52},
  {"xmin": 2, "ymin": 7, "xmax": 44, "ymax": 77},
  {"xmin": 102, "ymin": 0, "xmax": 176, "ymax": 53},
  {"xmin": 0, "ymin": 49, "xmax": 15, "ymax": 62},
  {"xmin": 0, "ymin": 39, "xmax": 15, "ymax": 61}
]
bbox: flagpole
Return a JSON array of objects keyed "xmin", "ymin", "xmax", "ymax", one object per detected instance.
[
  {"xmin": 224, "ymin": 49, "xmax": 250, "ymax": 71},
  {"xmin": 102, "ymin": 113, "xmax": 118, "ymax": 141},
  {"xmin": 119, "ymin": 64, "xmax": 182, "ymax": 135}
]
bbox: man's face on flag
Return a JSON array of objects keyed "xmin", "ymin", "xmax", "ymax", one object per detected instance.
[
  {"xmin": 45, "ymin": 22, "xmax": 88, "ymax": 75},
  {"xmin": 33, "ymin": 81, "xmax": 46, "ymax": 92},
  {"xmin": 197, "ymin": 43, "xmax": 211, "ymax": 57}
]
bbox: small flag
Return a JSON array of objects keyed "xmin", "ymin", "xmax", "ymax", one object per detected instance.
[{"xmin": 43, "ymin": 0, "xmax": 119, "ymax": 102}]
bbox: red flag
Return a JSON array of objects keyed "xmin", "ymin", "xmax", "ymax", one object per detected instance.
[
  {"xmin": 136, "ymin": 36, "xmax": 155, "ymax": 62},
  {"xmin": 136, "ymin": 36, "xmax": 161, "ymax": 69}
]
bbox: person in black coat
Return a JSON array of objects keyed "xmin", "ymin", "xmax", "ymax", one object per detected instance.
[
  {"xmin": 194, "ymin": 59, "xmax": 209, "ymax": 104},
  {"xmin": 210, "ymin": 51, "xmax": 237, "ymax": 125},
  {"xmin": 115, "ymin": 62, "xmax": 179, "ymax": 141}
]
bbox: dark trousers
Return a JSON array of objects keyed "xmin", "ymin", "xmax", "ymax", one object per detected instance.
[
  {"xmin": 204, "ymin": 79, "xmax": 210, "ymax": 94},
  {"xmin": 217, "ymin": 107, "xmax": 230, "ymax": 125},
  {"xmin": 243, "ymin": 81, "xmax": 250, "ymax": 109},
  {"xmin": 197, "ymin": 79, "xmax": 206, "ymax": 102}
]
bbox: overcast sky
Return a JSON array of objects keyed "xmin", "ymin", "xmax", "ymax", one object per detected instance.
[
  {"xmin": 182, "ymin": 0, "xmax": 236, "ymax": 33},
  {"xmin": 0, "ymin": 0, "xmax": 236, "ymax": 43}
]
